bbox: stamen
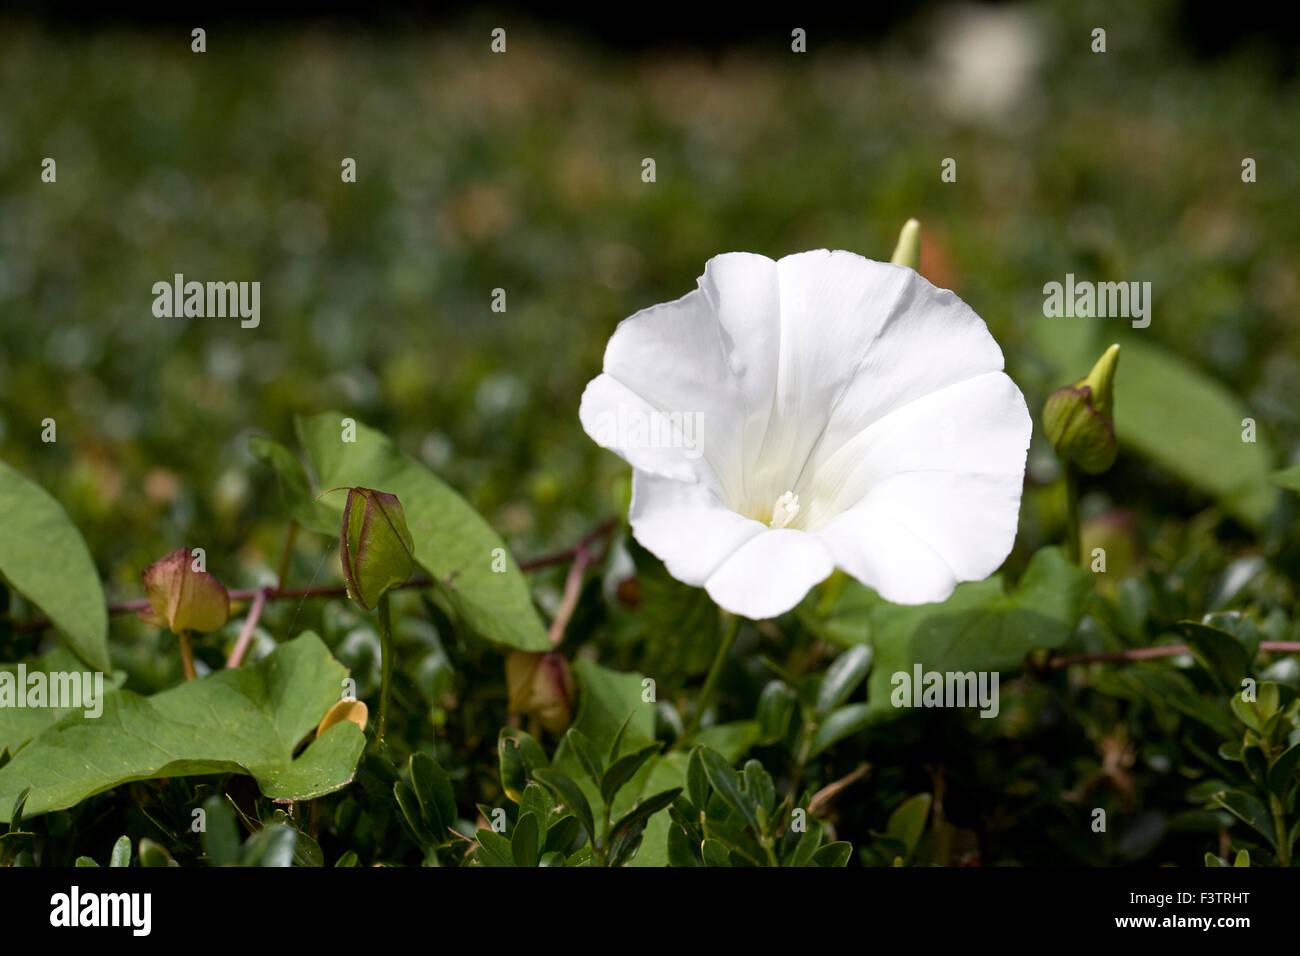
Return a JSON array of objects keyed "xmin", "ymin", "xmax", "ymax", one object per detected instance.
[{"xmin": 769, "ymin": 491, "xmax": 800, "ymax": 529}]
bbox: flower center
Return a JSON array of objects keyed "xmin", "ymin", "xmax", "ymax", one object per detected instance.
[{"xmin": 769, "ymin": 491, "xmax": 800, "ymax": 529}]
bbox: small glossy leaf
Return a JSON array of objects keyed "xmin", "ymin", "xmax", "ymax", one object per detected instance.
[
  {"xmin": 533, "ymin": 769, "xmax": 596, "ymax": 844},
  {"xmin": 473, "ymin": 829, "xmax": 514, "ymax": 867},
  {"xmin": 699, "ymin": 747, "xmax": 758, "ymax": 832},
  {"xmin": 108, "ymin": 835, "xmax": 131, "ymax": 868},
  {"xmin": 811, "ymin": 841, "xmax": 853, "ymax": 866},
  {"xmin": 567, "ymin": 728, "xmax": 605, "ymax": 784},
  {"xmin": 410, "ymin": 752, "xmax": 457, "ymax": 841},
  {"xmin": 886, "ymin": 793, "xmax": 932, "ymax": 860},
  {"xmin": 816, "ymin": 645, "xmax": 873, "ymax": 715},
  {"xmin": 512, "ymin": 812, "xmax": 540, "ymax": 867},
  {"xmin": 600, "ymin": 743, "xmax": 660, "ymax": 806},
  {"xmin": 701, "ymin": 838, "xmax": 731, "ymax": 867}
]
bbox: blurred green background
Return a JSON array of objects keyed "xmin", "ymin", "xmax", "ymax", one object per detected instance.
[{"xmin": 1, "ymin": 0, "xmax": 1297, "ymax": 608}]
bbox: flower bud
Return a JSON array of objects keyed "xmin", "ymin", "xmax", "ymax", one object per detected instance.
[
  {"xmin": 505, "ymin": 651, "xmax": 574, "ymax": 734},
  {"xmin": 890, "ymin": 218, "xmax": 921, "ymax": 270},
  {"xmin": 137, "ymin": 548, "xmax": 230, "ymax": 633},
  {"xmin": 1042, "ymin": 344, "xmax": 1120, "ymax": 474},
  {"xmin": 339, "ymin": 487, "xmax": 415, "ymax": 610}
]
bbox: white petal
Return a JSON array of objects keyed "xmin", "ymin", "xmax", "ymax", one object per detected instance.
[
  {"xmin": 580, "ymin": 252, "xmax": 781, "ymax": 508},
  {"xmin": 812, "ymin": 374, "xmax": 1029, "ymax": 602},
  {"xmin": 628, "ymin": 470, "xmax": 766, "ymax": 587},
  {"xmin": 802, "ymin": 370, "xmax": 1031, "ymax": 528},
  {"xmin": 703, "ymin": 528, "xmax": 835, "ymax": 619},
  {"xmin": 760, "ymin": 251, "xmax": 1009, "ymax": 509}
]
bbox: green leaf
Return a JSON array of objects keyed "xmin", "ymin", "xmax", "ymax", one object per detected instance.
[
  {"xmin": 609, "ymin": 787, "xmax": 682, "ymax": 844},
  {"xmin": 295, "ymin": 412, "xmax": 548, "ymax": 651},
  {"xmin": 886, "ymin": 793, "xmax": 932, "ymax": 860},
  {"xmin": 1272, "ymin": 465, "xmax": 1300, "ymax": 492},
  {"xmin": 201, "ymin": 795, "xmax": 241, "ymax": 866},
  {"xmin": 667, "ymin": 824, "xmax": 701, "ymax": 866},
  {"xmin": 1210, "ymin": 789, "xmax": 1276, "ymax": 847},
  {"xmin": 0, "ymin": 633, "xmax": 365, "ymax": 821},
  {"xmin": 394, "ymin": 781, "xmax": 434, "ymax": 845},
  {"xmin": 756, "ymin": 680, "xmax": 797, "ymax": 745},
  {"xmin": 809, "ymin": 704, "xmax": 873, "ymax": 759},
  {"xmin": 861, "ymin": 547, "xmax": 1092, "ymax": 721},
  {"xmin": 0, "ymin": 459, "xmax": 110, "ymax": 671},
  {"xmin": 698, "ymin": 747, "xmax": 758, "ymax": 833},
  {"xmin": 816, "ymin": 645, "xmax": 873, "ymax": 716},
  {"xmin": 600, "ymin": 743, "xmax": 661, "ymax": 806},
  {"xmin": 701, "ymin": 838, "xmax": 731, "ymax": 867},
  {"xmin": 533, "ymin": 769, "xmax": 596, "ymax": 844},
  {"xmin": 410, "ymin": 751, "xmax": 457, "ymax": 842},
  {"xmin": 1177, "ymin": 621, "xmax": 1255, "ymax": 692},
  {"xmin": 242, "ymin": 823, "xmax": 298, "ymax": 867},
  {"xmin": 0, "ymin": 647, "xmax": 125, "ymax": 756},
  {"xmin": 137, "ymin": 838, "xmax": 174, "ymax": 868},
  {"xmin": 811, "ymin": 841, "xmax": 853, "ymax": 867},
  {"xmin": 473, "ymin": 829, "xmax": 515, "ymax": 867},
  {"xmin": 686, "ymin": 747, "xmax": 709, "ymax": 811},
  {"xmin": 512, "ymin": 812, "xmax": 540, "ymax": 867},
  {"xmin": 498, "ymin": 727, "xmax": 549, "ymax": 803},
  {"xmin": 682, "ymin": 721, "xmax": 760, "ymax": 763},
  {"xmin": 108, "ymin": 835, "xmax": 131, "ymax": 867},
  {"xmin": 1267, "ymin": 742, "xmax": 1300, "ymax": 795},
  {"xmin": 248, "ymin": 435, "xmax": 337, "ymax": 536},
  {"xmin": 74, "ymin": 856, "xmax": 98, "ymax": 867},
  {"xmin": 788, "ymin": 820, "xmax": 826, "ymax": 868},
  {"xmin": 567, "ymin": 728, "xmax": 605, "ymax": 784},
  {"xmin": 1113, "ymin": 339, "xmax": 1277, "ymax": 528}
]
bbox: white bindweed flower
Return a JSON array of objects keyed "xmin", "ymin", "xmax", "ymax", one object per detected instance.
[{"xmin": 579, "ymin": 250, "xmax": 1031, "ymax": 619}]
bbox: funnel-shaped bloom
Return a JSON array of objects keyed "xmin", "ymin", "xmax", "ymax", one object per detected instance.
[
  {"xmin": 138, "ymin": 548, "xmax": 230, "ymax": 633},
  {"xmin": 579, "ymin": 250, "xmax": 1031, "ymax": 618}
]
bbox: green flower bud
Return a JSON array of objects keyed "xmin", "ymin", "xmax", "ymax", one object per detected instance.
[
  {"xmin": 506, "ymin": 651, "xmax": 574, "ymax": 734},
  {"xmin": 137, "ymin": 548, "xmax": 230, "ymax": 634},
  {"xmin": 339, "ymin": 487, "xmax": 415, "ymax": 610},
  {"xmin": 890, "ymin": 218, "xmax": 921, "ymax": 270},
  {"xmin": 1043, "ymin": 344, "xmax": 1120, "ymax": 474}
]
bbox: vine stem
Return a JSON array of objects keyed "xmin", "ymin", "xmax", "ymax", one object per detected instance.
[
  {"xmin": 225, "ymin": 587, "xmax": 267, "ymax": 669},
  {"xmin": 376, "ymin": 592, "xmax": 394, "ymax": 746},
  {"xmin": 678, "ymin": 613, "xmax": 742, "ymax": 745},
  {"xmin": 178, "ymin": 630, "xmax": 196, "ymax": 681},
  {"xmin": 548, "ymin": 543, "xmax": 592, "ymax": 646},
  {"xmin": 10, "ymin": 518, "xmax": 619, "ymax": 633},
  {"xmin": 1064, "ymin": 464, "xmax": 1081, "ymax": 565},
  {"xmin": 1047, "ymin": 642, "xmax": 1300, "ymax": 668},
  {"xmin": 1270, "ymin": 793, "xmax": 1291, "ymax": 867}
]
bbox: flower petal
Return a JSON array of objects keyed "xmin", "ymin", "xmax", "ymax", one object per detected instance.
[
  {"xmin": 628, "ymin": 470, "xmax": 766, "ymax": 586},
  {"xmin": 703, "ymin": 528, "xmax": 835, "ymax": 619},
  {"xmin": 580, "ymin": 252, "xmax": 782, "ymax": 508}
]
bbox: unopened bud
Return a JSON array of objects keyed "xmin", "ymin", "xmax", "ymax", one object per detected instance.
[
  {"xmin": 506, "ymin": 651, "xmax": 574, "ymax": 734},
  {"xmin": 339, "ymin": 488, "xmax": 415, "ymax": 610},
  {"xmin": 890, "ymin": 218, "xmax": 921, "ymax": 270},
  {"xmin": 137, "ymin": 548, "xmax": 230, "ymax": 633},
  {"xmin": 1043, "ymin": 344, "xmax": 1120, "ymax": 474}
]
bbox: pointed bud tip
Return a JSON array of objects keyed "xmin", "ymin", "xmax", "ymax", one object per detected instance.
[
  {"xmin": 1044, "ymin": 345, "xmax": 1121, "ymax": 475},
  {"xmin": 890, "ymin": 218, "xmax": 921, "ymax": 270}
]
